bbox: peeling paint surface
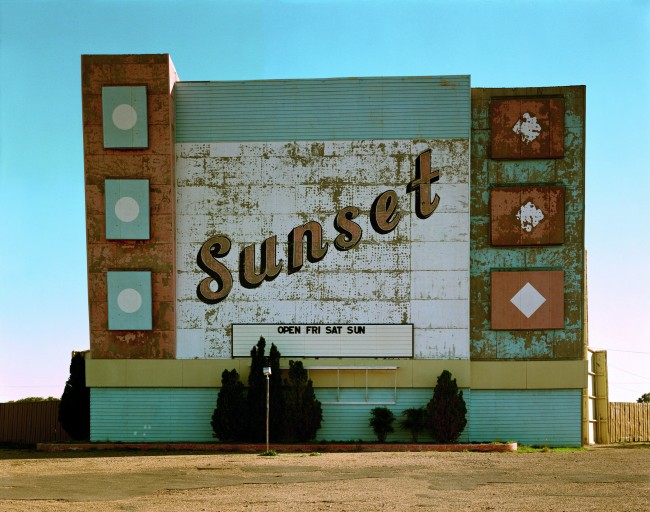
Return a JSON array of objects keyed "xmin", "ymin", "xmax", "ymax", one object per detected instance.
[
  {"xmin": 516, "ymin": 201, "xmax": 544, "ymax": 232},
  {"xmin": 472, "ymin": 87, "xmax": 585, "ymax": 360},
  {"xmin": 490, "ymin": 98, "xmax": 565, "ymax": 159},
  {"xmin": 512, "ymin": 113, "xmax": 542, "ymax": 143},
  {"xmin": 176, "ymin": 139, "xmax": 470, "ymax": 360},
  {"xmin": 490, "ymin": 186, "xmax": 565, "ymax": 246}
]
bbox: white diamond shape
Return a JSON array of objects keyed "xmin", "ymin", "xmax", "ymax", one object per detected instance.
[{"xmin": 510, "ymin": 282, "xmax": 546, "ymax": 318}]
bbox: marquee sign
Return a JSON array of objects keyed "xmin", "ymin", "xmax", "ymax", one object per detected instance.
[{"xmin": 232, "ymin": 324, "xmax": 414, "ymax": 357}]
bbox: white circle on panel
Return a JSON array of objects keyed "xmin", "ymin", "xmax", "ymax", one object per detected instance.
[
  {"xmin": 112, "ymin": 103, "xmax": 138, "ymax": 130},
  {"xmin": 117, "ymin": 288, "xmax": 142, "ymax": 314},
  {"xmin": 115, "ymin": 196, "xmax": 140, "ymax": 223}
]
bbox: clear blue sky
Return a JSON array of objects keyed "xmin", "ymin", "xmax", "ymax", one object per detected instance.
[{"xmin": 1, "ymin": 0, "xmax": 648, "ymax": 403}]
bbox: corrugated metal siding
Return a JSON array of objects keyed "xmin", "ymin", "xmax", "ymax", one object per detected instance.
[
  {"xmin": 175, "ymin": 76, "xmax": 470, "ymax": 142},
  {"xmin": 468, "ymin": 390, "xmax": 582, "ymax": 446},
  {"xmin": 91, "ymin": 388, "xmax": 218, "ymax": 442},
  {"xmin": 315, "ymin": 388, "xmax": 470, "ymax": 443},
  {"xmin": 91, "ymin": 388, "xmax": 580, "ymax": 445},
  {"xmin": 91, "ymin": 387, "xmax": 461, "ymax": 443}
]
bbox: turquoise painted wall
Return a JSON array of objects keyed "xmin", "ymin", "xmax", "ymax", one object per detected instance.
[
  {"xmin": 468, "ymin": 389, "xmax": 582, "ymax": 446},
  {"xmin": 91, "ymin": 388, "xmax": 218, "ymax": 442},
  {"xmin": 175, "ymin": 76, "xmax": 470, "ymax": 142},
  {"xmin": 316, "ymin": 388, "xmax": 471, "ymax": 443},
  {"xmin": 91, "ymin": 388, "xmax": 580, "ymax": 446}
]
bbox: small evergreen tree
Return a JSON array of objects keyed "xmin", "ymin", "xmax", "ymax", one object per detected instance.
[
  {"xmin": 400, "ymin": 407, "xmax": 427, "ymax": 443},
  {"xmin": 247, "ymin": 337, "xmax": 268, "ymax": 442},
  {"xmin": 211, "ymin": 369, "xmax": 248, "ymax": 441},
  {"xmin": 426, "ymin": 370, "xmax": 467, "ymax": 443},
  {"xmin": 58, "ymin": 351, "xmax": 90, "ymax": 440},
  {"xmin": 637, "ymin": 393, "xmax": 650, "ymax": 404},
  {"xmin": 369, "ymin": 407, "xmax": 395, "ymax": 443},
  {"xmin": 268, "ymin": 342, "xmax": 285, "ymax": 441},
  {"xmin": 283, "ymin": 360, "xmax": 322, "ymax": 442}
]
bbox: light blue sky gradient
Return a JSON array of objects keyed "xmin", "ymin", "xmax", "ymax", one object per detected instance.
[{"xmin": 1, "ymin": 0, "xmax": 648, "ymax": 402}]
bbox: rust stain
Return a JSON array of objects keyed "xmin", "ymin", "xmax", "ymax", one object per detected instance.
[
  {"xmin": 490, "ymin": 186, "xmax": 565, "ymax": 246},
  {"xmin": 439, "ymin": 78, "xmax": 459, "ymax": 88}
]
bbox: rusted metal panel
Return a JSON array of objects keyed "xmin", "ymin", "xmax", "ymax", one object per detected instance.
[
  {"xmin": 490, "ymin": 97, "xmax": 564, "ymax": 159},
  {"xmin": 491, "ymin": 270, "xmax": 564, "ymax": 330},
  {"xmin": 490, "ymin": 186, "xmax": 564, "ymax": 246}
]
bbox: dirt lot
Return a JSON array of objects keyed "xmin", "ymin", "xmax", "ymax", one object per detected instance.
[{"xmin": 1, "ymin": 445, "xmax": 648, "ymax": 511}]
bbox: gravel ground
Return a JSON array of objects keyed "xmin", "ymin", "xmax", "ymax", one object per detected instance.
[{"xmin": 1, "ymin": 444, "xmax": 648, "ymax": 511}]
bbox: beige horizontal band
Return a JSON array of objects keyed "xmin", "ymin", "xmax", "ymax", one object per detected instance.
[{"xmin": 86, "ymin": 358, "xmax": 586, "ymax": 390}]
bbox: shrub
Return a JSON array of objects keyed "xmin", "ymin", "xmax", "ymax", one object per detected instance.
[
  {"xmin": 282, "ymin": 360, "xmax": 322, "ymax": 442},
  {"xmin": 369, "ymin": 407, "xmax": 395, "ymax": 443},
  {"xmin": 58, "ymin": 351, "xmax": 90, "ymax": 440},
  {"xmin": 426, "ymin": 370, "xmax": 467, "ymax": 443},
  {"xmin": 400, "ymin": 407, "xmax": 427, "ymax": 443},
  {"xmin": 211, "ymin": 369, "xmax": 248, "ymax": 441}
]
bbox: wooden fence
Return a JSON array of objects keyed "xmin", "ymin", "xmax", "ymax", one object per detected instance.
[
  {"xmin": 608, "ymin": 402, "xmax": 650, "ymax": 443},
  {"xmin": 0, "ymin": 401, "xmax": 72, "ymax": 444}
]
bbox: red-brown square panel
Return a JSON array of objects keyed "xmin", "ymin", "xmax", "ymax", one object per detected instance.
[
  {"xmin": 490, "ymin": 186, "xmax": 565, "ymax": 246},
  {"xmin": 491, "ymin": 271, "xmax": 564, "ymax": 330},
  {"xmin": 490, "ymin": 98, "xmax": 564, "ymax": 159}
]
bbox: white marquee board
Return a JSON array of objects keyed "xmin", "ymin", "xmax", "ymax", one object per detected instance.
[{"xmin": 232, "ymin": 324, "xmax": 414, "ymax": 357}]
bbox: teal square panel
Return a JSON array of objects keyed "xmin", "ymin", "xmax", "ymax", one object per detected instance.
[
  {"xmin": 107, "ymin": 271, "xmax": 152, "ymax": 330},
  {"xmin": 105, "ymin": 179, "xmax": 150, "ymax": 240},
  {"xmin": 102, "ymin": 86, "xmax": 148, "ymax": 148}
]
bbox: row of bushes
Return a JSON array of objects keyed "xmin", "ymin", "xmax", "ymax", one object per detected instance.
[
  {"xmin": 213, "ymin": 337, "xmax": 467, "ymax": 444},
  {"xmin": 369, "ymin": 370, "xmax": 467, "ymax": 443},
  {"xmin": 57, "ymin": 343, "xmax": 468, "ymax": 444}
]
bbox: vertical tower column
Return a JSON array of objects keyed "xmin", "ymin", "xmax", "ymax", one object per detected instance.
[{"xmin": 82, "ymin": 54, "xmax": 178, "ymax": 358}]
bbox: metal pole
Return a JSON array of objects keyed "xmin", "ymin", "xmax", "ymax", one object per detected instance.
[{"xmin": 265, "ymin": 374, "xmax": 270, "ymax": 452}]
